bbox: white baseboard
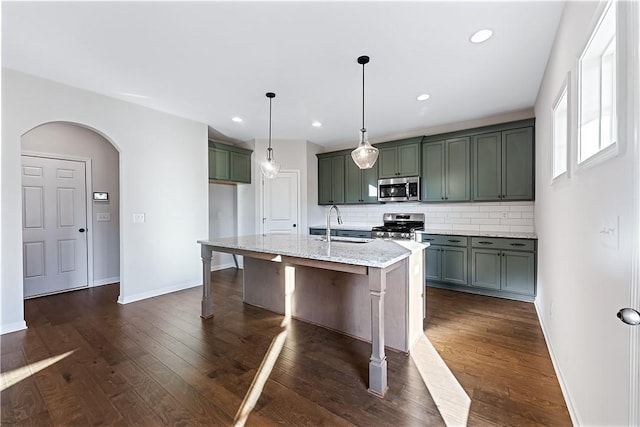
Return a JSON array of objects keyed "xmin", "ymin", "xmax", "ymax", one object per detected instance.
[
  {"xmin": 92, "ymin": 276, "xmax": 120, "ymax": 287},
  {"xmin": 211, "ymin": 262, "xmax": 236, "ymax": 271},
  {"xmin": 534, "ymin": 300, "xmax": 580, "ymax": 426},
  {"xmin": 117, "ymin": 280, "xmax": 201, "ymax": 305},
  {"xmin": 0, "ymin": 320, "xmax": 27, "ymax": 335}
]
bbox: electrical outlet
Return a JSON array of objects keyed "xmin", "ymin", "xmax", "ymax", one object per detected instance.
[
  {"xmin": 501, "ymin": 211, "xmax": 508, "ymax": 219},
  {"xmin": 133, "ymin": 213, "xmax": 145, "ymax": 223}
]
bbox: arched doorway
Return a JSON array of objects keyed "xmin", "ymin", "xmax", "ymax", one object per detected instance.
[{"xmin": 21, "ymin": 122, "xmax": 120, "ymax": 298}]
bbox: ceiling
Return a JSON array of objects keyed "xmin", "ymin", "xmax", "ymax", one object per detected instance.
[{"xmin": 2, "ymin": 1, "xmax": 564, "ymax": 149}]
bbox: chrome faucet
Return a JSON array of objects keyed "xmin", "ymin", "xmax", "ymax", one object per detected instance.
[{"xmin": 326, "ymin": 205, "xmax": 343, "ymax": 242}]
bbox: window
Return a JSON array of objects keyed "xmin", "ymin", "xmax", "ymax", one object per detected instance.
[
  {"xmin": 578, "ymin": 0, "xmax": 617, "ymax": 164},
  {"xmin": 552, "ymin": 81, "xmax": 568, "ymax": 179}
]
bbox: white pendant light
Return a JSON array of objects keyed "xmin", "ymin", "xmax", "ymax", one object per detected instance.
[
  {"xmin": 351, "ymin": 55, "xmax": 379, "ymax": 169},
  {"xmin": 260, "ymin": 92, "xmax": 281, "ymax": 179}
]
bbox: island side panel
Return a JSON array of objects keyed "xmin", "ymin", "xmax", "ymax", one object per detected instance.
[
  {"xmin": 408, "ymin": 248, "xmax": 426, "ymax": 349},
  {"xmin": 242, "ymin": 256, "xmax": 410, "ymax": 352}
]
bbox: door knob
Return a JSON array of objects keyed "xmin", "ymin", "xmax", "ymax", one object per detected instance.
[
  {"xmin": 293, "ymin": 224, "xmax": 297, "ymax": 228},
  {"xmin": 79, "ymin": 228, "xmax": 86, "ymax": 233},
  {"xmin": 617, "ymin": 308, "xmax": 640, "ymax": 325}
]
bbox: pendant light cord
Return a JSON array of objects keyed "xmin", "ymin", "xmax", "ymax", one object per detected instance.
[{"xmin": 361, "ymin": 60, "xmax": 365, "ymax": 133}]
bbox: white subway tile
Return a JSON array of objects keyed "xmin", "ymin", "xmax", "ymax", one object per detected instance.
[
  {"xmin": 478, "ymin": 205, "xmax": 507, "ymax": 212},
  {"xmin": 454, "ymin": 224, "xmax": 480, "ymax": 231},
  {"xmin": 500, "ymin": 218, "xmax": 534, "ymax": 226},
  {"xmin": 471, "ymin": 218, "xmax": 501, "ymax": 225},
  {"xmin": 460, "ymin": 212, "xmax": 490, "ymax": 219},
  {"xmin": 509, "ymin": 225, "xmax": 535, "ymax": 233},
  {"xmin": 479, "ymin": 224, "xmax": 511, "ymax": 232},
  {"xmin": 490, "ymin": 212, "xmax": 507, "ymax": 219},
  {"xmin": 452, "ymin": 205, "xmax": 480, "ymax": 212},
  {"xmin": 426, "ymin": 217, "xmax": 445, "ymax": 224},
  {"xmin": 445, "ymin": 218, "xmax": 471, "ymax": 225},
  {"xmin": 447, "ymin": 212, "xmax": 461, "ymax": 218},
  {"xmin": 426, "ymin": 224, "xmax": 453, "ymax": 231},
  {"xmin": 522, "ymin": 212, "xmax": 534, "ymax": 219},
  {"xmin": 507, "ymin": 212, "xmax": 522, "ymax": 219},
  {"xmin": 509, "ymin": 205, "xmax": 534, "ymax": 212}
]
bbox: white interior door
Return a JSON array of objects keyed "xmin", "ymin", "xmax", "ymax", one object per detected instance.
[
  {"xmin": 263, "ymin": 171, "xmax": 299, "ymax": 235},
  {"xmin": 22, "ymin": 155, "xmax": 88, "ymax": 297}
]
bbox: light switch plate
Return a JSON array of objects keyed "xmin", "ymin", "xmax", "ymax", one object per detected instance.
[
  {"xmin": 97, "ymin": 212, "xmax": 111, "ymax": 222},
  {"xmin": 133, "ymin": 213, "xmax": 145, "ymax": 223}
]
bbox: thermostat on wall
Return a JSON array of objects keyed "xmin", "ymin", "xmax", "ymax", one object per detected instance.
[{"xmin": 93, "ymin": 192, "xmax": 109, "ymax": 201}]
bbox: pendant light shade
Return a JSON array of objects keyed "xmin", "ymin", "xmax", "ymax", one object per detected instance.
[
  {"xmin": 351, "ymin": 55, "xmax": 379, "ymax": 169},
  {"xmin": 260, "ymin": 92, "xmax": 281, "ymax": 179}
]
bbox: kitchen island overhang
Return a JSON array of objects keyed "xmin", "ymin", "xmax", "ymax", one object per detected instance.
[{"xmin": 197, "ymin": 234, "xmax": 427, "ymax": 397}]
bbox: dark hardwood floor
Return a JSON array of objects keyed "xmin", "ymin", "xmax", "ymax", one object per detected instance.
[{"xmin": 1, "ymin": 269, "xmax": 570, "ymax": 426}]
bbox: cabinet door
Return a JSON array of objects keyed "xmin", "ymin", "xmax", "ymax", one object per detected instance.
[
  {"xmin": 473, "ymin": 132, "xmax": 502, "ymax": 201},
  {"xmin": 331, "ymin": 155, "xmax": 345, "ymax": 204},
  {"xmin": 344, "ymin": 158, "xmax": 363, "ymax": 203},
  {"xmin": 378, "ymin": 147, "xmax": 398, "ymax": 178},
  {"xmin": 445, "ymin": 137, "xmax": 470, "ymax": 201},
  {"xmin": 230, "ymin": 152, "xmax": 251, "ymax": 183},
  {"xmin": 471, "ymin": 249, "xmax": 501, "ymax": 290},
  {"xmin": 502, "ymin": 127, "xmax": 534, "ymax": 200},
  {"xmin": 425, "ymin": 246, "xmax": 442, "ymax": 281},
  {"xmin": 209, "ymin": 147, "xmax": 230, "ymax": 181},
  {"xmin": 361, "ymin": 166, "xmax": 379, "ymax": 203},
  {"xmin": 441, "ymin": 247, "xmax": 468, "ymax": 285},
  {"xmin": 318, "ymin": 157, "xmax": 333, "ymax": 205},
  {"xmin": 501, "ymin": 250, "xmax": 535, "ymax": 295},
  {"xmin": 422, "ymin": 141, "xmax": 445, "ymax": 202},
  {"xmin": 397, "ymin": 143, "xmax": 421, "ymax": 177}
]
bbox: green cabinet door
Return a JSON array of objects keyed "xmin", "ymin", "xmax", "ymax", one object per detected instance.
[
  {"xmin": 471, "ymin": 249, "xmax": 501, "ymax": 290},
  {"xmin": 445, "ymin": 137, "xmax": 470, "ymax": 201},
  {"xmin": 422, "ymin": 141, "xmax": 445, "ymax": 202},
  {"xmin": 501, "ymin": 250, "xmax": 535, "ymax": 295},
  {"xmin": 378, "ymin": 146, "xmax": 398, "ymax": 178},
  {"xmin": 425, "ymin": 246, "xmax": 442, "ymax": 281},
  {"xmin": 473, "ymin": 132, "xmax": 502, "ymax": 201},
  {"xmin": 441, "ymin": 247, "xmax": 468, "ymax": 285},
  {"xmin": 209, "ymin": 147, "xmax": 230, "ymax": 181},
  {"xmin": 318, "ymin": 155, "xmax": 345, "ymax": 205},
  {"xmin": 362, "ymin": 166, "xmax": 378, "ymax": 203},
  {"xmin": 397, "ymin": 143, "xmax": 421, "ymax": 176},
  {"xmin": 502, "ymin": 127, "xmax": 534, "ymax": 200},
  {"xmin": 344, "ymin": 158, "xmax": 362, "ymax": 203},
  {"xmin": 230, "ymin": 151, "xmax": 251, "ymax": 183}
]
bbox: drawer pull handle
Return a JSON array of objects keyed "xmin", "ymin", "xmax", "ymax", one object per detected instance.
[
  {"xmin": 478, "ymin": 241, "xmax": 493, "ymax": 245},
  {"xmin": 448, "ymin": 239, "xmax": 461, "ymax": 243},
  {"xmin": 510, "ymin": 243, "xmax": 526, "ymax": 247},
  {"xmin": 423, "ymin": 238, "xmax": 434, "ymax": 241}
]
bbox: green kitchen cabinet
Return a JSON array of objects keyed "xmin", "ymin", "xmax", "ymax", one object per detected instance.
[
  {"xmin": 345, "ymin": 158, "xmax": 379, "ymax": 204},
  {"xmin": 317, "ymin": 154, "xmax": 345, "ymax": 205},
  {"xmin": 471, "ymin": 237, "xmax": 536, "ymax": 296},
  {"xmin": 378, "ymin": 139, "xmax": 421, "ymax": 178},
  {"xmin": 422, "ymin": 137, "xmax": 470, "ymax": 202},
  {"xmin": 421, "ymin": 235, "xmax": 468, "ymax": 285},
  {"xmin": 473, "ymin": 127, "xmax": 533, "ymax": 201},
  {"xmin": 208, "ymin": 141, "xmax": 252, "ymax": 184}
]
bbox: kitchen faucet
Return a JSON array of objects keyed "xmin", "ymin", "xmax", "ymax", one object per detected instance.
[{"xmin": 326, "ymin": 205, "xmax": 343, "ymax": 242}]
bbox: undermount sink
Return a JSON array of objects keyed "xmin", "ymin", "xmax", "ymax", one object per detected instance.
[{"xmin": 316, "ymin": 236, "xmax": 373, "ymax": 244}]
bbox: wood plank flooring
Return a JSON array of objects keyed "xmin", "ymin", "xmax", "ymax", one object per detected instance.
[{"xmin": 1, "ymin": 269, "xmax": 570, "ymax": 426}]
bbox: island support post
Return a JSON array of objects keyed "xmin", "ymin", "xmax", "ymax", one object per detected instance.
[
  {"xmin": 368, "ymin": 266, "xmax": 388, "ymax": 397},
  {"xmin": 201, "ymin": 244, "xmax": 214, "ymax": 319}
]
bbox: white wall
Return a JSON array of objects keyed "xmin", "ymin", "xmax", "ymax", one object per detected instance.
[
  {"xmin": 21, "ymin": 122, "xmax": 120, "ymax": 285},
  {"xmin": 533, "ymin": 2, "xmax": 636, "ymax": 425},
  {"xmin": 1, "ymin": 69, "xmax": 208, "ymax": 333},
  {"xmin": 209, "ymin": 183, "xmax": 237, "ymax": 270}
]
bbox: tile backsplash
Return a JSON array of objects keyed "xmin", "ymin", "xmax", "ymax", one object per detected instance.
[{"xmin": 330, "ymin": 201, "xmax": 535, "ymax": 234}]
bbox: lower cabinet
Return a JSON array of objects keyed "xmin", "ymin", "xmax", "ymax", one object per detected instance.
[
  {"xmin": 420, "ymin": 233, "xmax": 536, "ymax": 301},
  {"xmin": 308, "ymin": 228, "xmax": 372, "ymax": 239}
]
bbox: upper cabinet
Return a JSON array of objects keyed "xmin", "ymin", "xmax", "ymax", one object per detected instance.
[
  {"xmin": 422, "ymin": 137, "xmax": 470, "ymax": 202},
  {"xmin": 473, "ymin": 126, "xmax": 534, "ymax": 201},
  {"xmin": 317, "ymin": 153, "xmax": 345, "ymax": 205},
  {"xmin": 345, "ymin": 157, "xmax": 379, "ymax": 204},
  {"xmin": 377, "ymin": 137, "xmax": 422, "ymax": 178},
  {"xmin": 208, "ymin": 141, "xmax": 252, "ymax": 184}
]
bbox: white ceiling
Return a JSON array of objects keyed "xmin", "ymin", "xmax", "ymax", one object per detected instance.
[{"xmin": 2, "ymin": 1, "xmax": 564, "ymax": 149}]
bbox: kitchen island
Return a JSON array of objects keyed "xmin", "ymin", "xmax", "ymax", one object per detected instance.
[{"xmin": 197, "ymin": 234, "xmax": 427, "ymax": 397}]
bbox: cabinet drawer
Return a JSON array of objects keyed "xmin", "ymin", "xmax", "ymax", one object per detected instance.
[
  {"xmin": 336, "ymin": 230, "xmax": 372, "ymax": 239},
  {"xmin": 420, "ymin": 234, "xmax": 468, "ymax": 247},
  {"xmin": 471, "ymin": 237, "xmax": 535, "ymax": 251}
]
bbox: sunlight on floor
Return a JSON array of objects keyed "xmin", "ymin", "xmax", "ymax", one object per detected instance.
[
  {"xmin": 234, "ymin": 265, "xmax": 295, "ymax": 427},
  {"xmin": 411, "ymin": 335, "xmax": 471, "ymax": 427},
  {"xmin": 0, "ymin": 349, "xmax": 76, "ymax": 392}
]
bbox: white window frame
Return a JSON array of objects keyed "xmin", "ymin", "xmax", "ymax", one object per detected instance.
[
  {"xmin": 552, "ymin": 73, "xmax": 570, "ymax": 182},
  {"xmin": 576, "ymin": 0, "xmax": 620, "ymax": 171}
]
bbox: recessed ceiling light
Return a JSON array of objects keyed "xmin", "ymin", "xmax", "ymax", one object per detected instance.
[
  {"xmin": 232, "ymin": 116, "xmax": 243, "ymax": 123},
  {"xmin": 416, "ymin": 93, "xmax": 431, "ymax": 101},
  {"xmin": 312, "ymin": 121, "xmax": 322, "ymax": 127},
  {"xmin": 470, "ymin": 29, "xmax": 493, "ymax": 44}
]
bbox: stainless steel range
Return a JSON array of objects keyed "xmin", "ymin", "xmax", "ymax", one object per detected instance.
[{"xmin": 371, "ymin": 213, "xmax": 425, "ymax": 240}]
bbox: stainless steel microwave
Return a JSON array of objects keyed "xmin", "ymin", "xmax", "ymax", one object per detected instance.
[{"xmin": 378, "ymin": 177, "xmax": 420, "ymax": 202}]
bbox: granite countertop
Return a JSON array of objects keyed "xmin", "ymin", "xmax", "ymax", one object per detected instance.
[
  {"xmin": 417, "ymin": 229, "xmax": 537, "ymax": 239},
  {"xmin": 198, "ymin": 234, "xmax": 427, "ymax": 269}
]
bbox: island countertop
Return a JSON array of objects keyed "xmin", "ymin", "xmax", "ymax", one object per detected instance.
[{"xmin": 198, "ymin": 234, "xmax": 426, "ymax": 269}]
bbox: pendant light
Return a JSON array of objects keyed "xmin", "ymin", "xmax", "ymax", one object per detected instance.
[
  {"xmin": 351, "ymin": 55, "xmax": 379, "ymax": 169},
  {"xmin": 260, "ymin": 92, "xmax": 281, "ymax": 179}
]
